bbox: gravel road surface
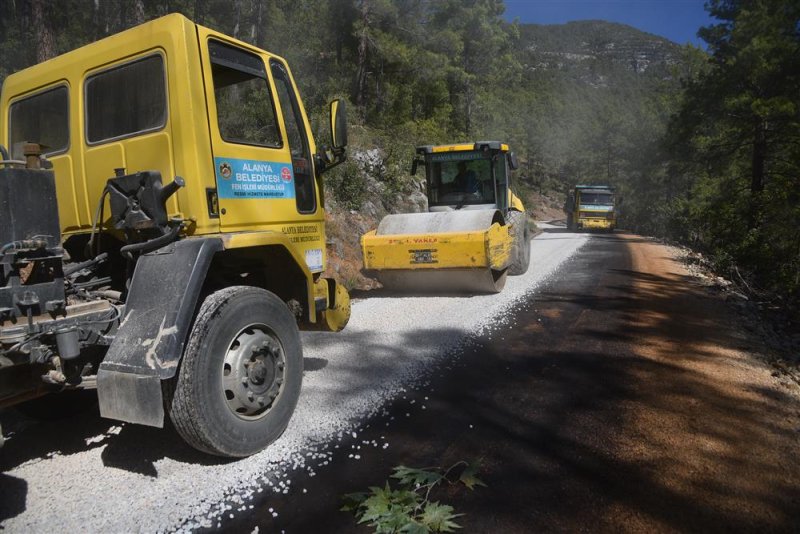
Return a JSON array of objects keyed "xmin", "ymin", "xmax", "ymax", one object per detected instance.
[
  {"xmin": 0, "ymin": 225, "xmax": 587, "ymax": 532},
  {"xmin": 237, "ymin": 230, "xmax": 800, "ymax": 533}
]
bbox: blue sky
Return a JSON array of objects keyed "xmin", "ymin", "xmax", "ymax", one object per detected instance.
[{"xmin": 503, "ymin": 0, "xmax": 714, "ymax": 47}]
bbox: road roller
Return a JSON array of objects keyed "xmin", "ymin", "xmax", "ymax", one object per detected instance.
[{"xmin": 361, "ymin": 141, "xmax": 531, "ymax": 293}]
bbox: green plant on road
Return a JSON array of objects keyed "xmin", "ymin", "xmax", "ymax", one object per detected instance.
[{"xmin": 342, "ymin": 461, "xmax": 485, "ymax": 533}]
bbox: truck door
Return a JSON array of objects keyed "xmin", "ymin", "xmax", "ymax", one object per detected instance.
[
  {"xmin": 199, "ymin": 34, "xmax": 294, "ymax": 232},
  {"xmin": 269, "ymin": 59, "xmax": 317, "ymax": 215}
]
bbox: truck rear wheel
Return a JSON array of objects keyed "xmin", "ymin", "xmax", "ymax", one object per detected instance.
[
  {"xmin": 507, "ymin": 210, "xmax": 531, "ymax": 276},
  {"xmin": 165, "ymin": 286, "xmax": 303, "ymax": 457}
]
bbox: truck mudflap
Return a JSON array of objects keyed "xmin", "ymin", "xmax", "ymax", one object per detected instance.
[
  {"xmin": 302, "ymin": 277, "xmax": 350, "ymax": 332},
  {"xmin": 97, "ymin": 237, "xmax": 222, "ymax": 427}
]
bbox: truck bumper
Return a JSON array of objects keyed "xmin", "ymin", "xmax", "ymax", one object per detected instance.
[{"xmin": 579, "ymin": 218, "xmax": 614, "ymax": 230}]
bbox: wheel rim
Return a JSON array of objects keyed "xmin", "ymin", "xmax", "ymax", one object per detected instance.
[{"xmin": 222, "ymin": 324, "xmax": 286, "ymax": 420}]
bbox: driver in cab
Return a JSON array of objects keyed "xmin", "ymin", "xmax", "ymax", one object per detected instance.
[{"xmin": 453, "ymin": 162, "xmax": 478, "ymax": 194}]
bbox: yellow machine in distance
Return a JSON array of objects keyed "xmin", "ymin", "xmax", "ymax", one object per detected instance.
[
  {"xmin": 564, "ymin": 185, "xmax": 618, "ymax": 231},
  {"xmin": 0, "ymin": 14, "xmax": 349, "ymax": 457},
  {"xmin": 361, "ymin": 142, "xmax": 531, "ymax": 293}
]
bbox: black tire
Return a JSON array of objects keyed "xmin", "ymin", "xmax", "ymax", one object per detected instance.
[
  {"xmin": 507, "ymin": 210, "xmax": 531, "ymax": 276},
  {"xmin": 164, "ymin": 286, "xmax": 303, "ymax": 457}
]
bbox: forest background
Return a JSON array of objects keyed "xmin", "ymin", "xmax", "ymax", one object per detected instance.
[{"xmin": 1, "ymin": 0, "xmax": 798, "ymax": 307}]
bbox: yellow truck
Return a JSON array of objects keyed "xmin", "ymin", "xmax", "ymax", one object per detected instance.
[
  {"xmin": 361, "ymin": 142, "xmax": 530, "ymax": 293},
  {"xmin": 0, "ymin": 14, "xmax": 349, "ymax": 457},
  {"xmin": 564, "ymin": 185, "xmax": 617, "ymax": 231}
]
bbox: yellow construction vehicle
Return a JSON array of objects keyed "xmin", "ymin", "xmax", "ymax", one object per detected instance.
[
  {"xmin": 564, "ymin": 185, "xmax": 618, "ymax": 231},
  {"xmin": 0, "ymin": 14, "xmax": 349, "ymax": 457},
  {"xmin": 361, "ymin": 142, "xmax": 530, "ymax": 293}
]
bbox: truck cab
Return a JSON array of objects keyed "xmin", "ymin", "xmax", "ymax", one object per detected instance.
[
  {"xmin": 0, "ymin": 14, "xmax": 349, "ymax": 456},
  {"xmin": 565, "ymin": 185, "xmax": 617, "ymax": 231}
]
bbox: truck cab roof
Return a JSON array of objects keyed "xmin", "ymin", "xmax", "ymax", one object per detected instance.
[{"xmin": 416, "ymin": 141, "xmax": 509, "ymax": 155}]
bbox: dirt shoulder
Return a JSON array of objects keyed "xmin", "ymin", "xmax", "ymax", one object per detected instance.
[{"xmin": 605, "ymin": 235, "xmax": 800, "ymax": 531}]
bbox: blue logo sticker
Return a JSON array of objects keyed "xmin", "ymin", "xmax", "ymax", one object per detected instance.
[{"xmin": 214, "ymin": 157, "xmax": 295, "ymax": 199}]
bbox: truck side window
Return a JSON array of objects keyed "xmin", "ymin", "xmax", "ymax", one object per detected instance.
[
  {"xmin": 209, "ymin": 41, "xmax": 281, "ymax": 148},
  {"xmin": 270, "ymin": 60, "xmax": 315, "ymax": 214},
  {"xmin": 85, "ymin": 55, "xmax": 166, "ymax": 144},
  {"xmin": 8, "ymin": 86, "xmax": 69, "ymax": 156}
]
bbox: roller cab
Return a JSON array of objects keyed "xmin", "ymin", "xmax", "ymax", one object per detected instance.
[{"xmin": 361, "ymin": 142, "xmax": 530, "ymax": 293}]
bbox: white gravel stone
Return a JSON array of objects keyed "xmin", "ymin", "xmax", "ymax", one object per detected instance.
[{"xmin": 0, "ymin": 229, "xmax": 587, "ymax": 532}]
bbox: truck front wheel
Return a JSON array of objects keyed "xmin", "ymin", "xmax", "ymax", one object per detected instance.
[{"xmin": 165, "ymin": 286, "xmax": 303, "ymax": 457}]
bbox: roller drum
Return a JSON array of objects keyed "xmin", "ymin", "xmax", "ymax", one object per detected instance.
[
  {"xmin": 370, "ymin": 209, "xmax": 508, "ymax": 294},
  {"xmin": 376, "ymin": 210, "xmax": 502, "ymax": 236}
]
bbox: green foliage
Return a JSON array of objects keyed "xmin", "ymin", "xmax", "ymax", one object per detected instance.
[
  {"xmin": 7, "ymin": 1, "xmax": 798, "ymax": 304},
  {"xmin": 456, "ymin": 462, "xmax": 486, "ymax": 490},
  {"xmin": 327, "ymin": 157, "xmax": 369, "ymax": 211},
  {"xmin": 1, "ymin": 1, "xmax": 686, "ymax": 219},
  {"xmin": 342, "ymin": 461, "xmax": 484, "ymax": 533},
  {"xmin": 667, "ymin": 0, "xmax": 800, "ymax": 302}
]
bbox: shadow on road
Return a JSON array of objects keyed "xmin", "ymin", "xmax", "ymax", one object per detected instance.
[
  {"xmin": 0, "ymin": 402, "xmax": 233, "ymax": 482},
  {"xmin": 0, "ymin": 322, "xmax": 474, "ymax": 528},
  {"xmin": 3, "ymin": 233, "xmax": 798, "ymax": 532},
  {"xmin": 350, "ymin": 287, "xmax": 498, "ymax": 299},
  {"xmin": 264, "ymin": 233, "xmax": 800, "ymax": 533},
  {"xmin": 0, "ymin": 474, "xmax": 26, "ymax": 524},
  {"xmin": 99, "ymin": 421, "xmax": 234, "ymax": 477},
  {"xmin": 303, "ymin": 357, "xmax": 329, "ymax": 372},
  {"xmin": 0, "ymin": 403, "xmax": 113, "ymax": 472}
]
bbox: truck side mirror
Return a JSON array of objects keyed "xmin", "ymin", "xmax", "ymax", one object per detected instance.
[
  {"xmin": 507, "ymin": 152, "xmax": 519, "ymax": 171},
  {"xmin": 330, "ymin": 99, "xmax": 348, "ymax": 150},
  {"xmin": 410, "ymin": 158, "xmax": 423, "ymax": 176}
]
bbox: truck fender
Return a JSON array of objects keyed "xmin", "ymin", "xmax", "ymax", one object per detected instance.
[{"xmin": 97, "ymin": 237, "xmax": 223, "ymax": 428}]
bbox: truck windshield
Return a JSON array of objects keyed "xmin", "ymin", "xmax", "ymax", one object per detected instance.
[
  {"xmin": 427, "ymin": 152, "xmax": 496, "ymax": 206},
  {"xmin": 580, "ymin": 193, "xmax": 614, "ymax": 206},
  {"xmin": 209, "ymin": 40, "xmax": 281, "ymax": 148}
]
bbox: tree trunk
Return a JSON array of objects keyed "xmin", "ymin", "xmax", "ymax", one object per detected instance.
[
  {"xmin": 335, "ymin": 10, "xmax": 344, "ymax": 64},
  {"xmin": 748, "ymin": 119, "xmax": 768, "ymax": 230},
  {"xmin": 133, "ymin": 0, "xmax": 146, "ymax": 25},
  {"xmin": 194, "ymin": 0, "xmax": 204, "ymax": 25},
  {"xmin": 354, "ymin": 0, "xmax": 370, "ymax": 108},
  {"xmin": 252, "ymin": 0, "xmax": 263, "ymax": 47},
  {"xmin": 464, "ymin": 83, "xmax": 473, "ymax": 137},
  {"xmin": 232, "ymin": 0, "xmax": 241, "ymax": 39},
  {"xmin": 30, "ymin": 0, "xmax": 56, "ymax": 62},
  {"xmin": 92, "ymin": 0, "xmax": 101, "ymax": 40},
  {"xmin": 751, "ymin": 120, "xmax": 767, "ymax": 195}
]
